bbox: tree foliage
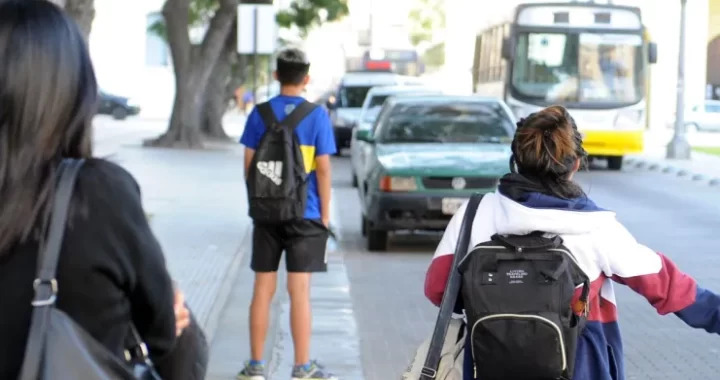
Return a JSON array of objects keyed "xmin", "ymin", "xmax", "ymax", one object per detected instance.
[
  {"xmin": 407, "ymin": 0, "xmax": 445, "ymax": 47},
  {"xmin": 148, "ymin": 0, "xmax": 216, "ymax": 42},
  {"xmin": 275, "ymin": 0, "xmax": 349, "ymax": 38},
  {"xmin": 150, "ymin": 0, "xmax": 349, "ymax": 42}
]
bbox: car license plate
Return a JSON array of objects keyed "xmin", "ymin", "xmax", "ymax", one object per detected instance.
[{"xmin": 441, "ymin": 198, "xmax": 468, "ymax": 215}]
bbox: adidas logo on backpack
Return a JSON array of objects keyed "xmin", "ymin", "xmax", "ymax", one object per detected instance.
[{"xmin": 257, "ymin": 161, "xmax": 283, "ymax": 186}]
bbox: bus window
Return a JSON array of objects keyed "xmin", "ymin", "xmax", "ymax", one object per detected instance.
[
  {"xmin": 511, "ymin": 33, "xmax": 579, "ymax": 103},
  {"xmin": 578, "ymin": 33, "xmax": 644, "ymax": 103}
]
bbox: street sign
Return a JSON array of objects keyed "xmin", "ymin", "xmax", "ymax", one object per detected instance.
[{"xmin": 237, "ymin": 4, "xmax": 277, "ymax": 55}]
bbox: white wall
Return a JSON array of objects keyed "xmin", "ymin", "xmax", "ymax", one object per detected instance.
[{"xmin": 89, "ymin": 0, "xmax": 176, "ymax": 120}]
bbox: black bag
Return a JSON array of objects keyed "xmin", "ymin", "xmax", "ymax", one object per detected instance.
[
  {"xmin": 248, "ymin": 101, "xmax": 318, "ymax": 223},
  {"xmin": 458, "ymin": 231, "xmax": 591, "ymax": 380},
  {"xmin": 419, "ymin": 194, "xmax": 483, "ymax": 380},
  {"xmin": 19, "ymin": 159, "xmax": 161, "ymax": 380},
  {"xmin": 152, "ymin": 310, "xmax": 208, "ymax": 380}
]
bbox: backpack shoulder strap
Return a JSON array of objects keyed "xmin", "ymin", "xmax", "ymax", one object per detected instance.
[
  {"xmin": 19, "ymin": 158, "xmax": 85, "ymax": 380},
  {"xmin": 420, "ymin": 193, "xmax": 484, "ymax": 380},
  {"xmin": 256, "ymin": 101, "xmax": 277, "ymax": 127},
  {"xmin": 279, "ymin": 101, "xmax": 318, "ymax": 130}
]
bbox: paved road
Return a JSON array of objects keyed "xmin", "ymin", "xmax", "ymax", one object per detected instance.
[{"xmin": 330, "ymin": 156, "xmax": 720, "ymax": 380}]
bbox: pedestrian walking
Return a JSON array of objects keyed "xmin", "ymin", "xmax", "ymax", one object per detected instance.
[
  {"xmin": 0, "ymin": 1, "xmax": 206, "ymax": 379},
  {"xmin": 421, "ymin": 105, "xmax": 720, "ymax": 380},
  {"xmin": 238, "ymin": 48, "xmax": 337, "ymax": 380}
]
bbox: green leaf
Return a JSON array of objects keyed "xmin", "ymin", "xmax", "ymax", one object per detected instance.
[
  {"xmin": 275, "ymin": 0, "xmax": 349, "ymax": 37},
  {"xmin": 148, "ymin": 18, "xmax": 167, "ymax": 40},
  {"xmin": 147, "ymin": 0, "xmax": 220, "ymax": 42}
]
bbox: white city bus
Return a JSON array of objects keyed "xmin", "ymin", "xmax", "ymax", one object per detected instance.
[{"xmin": 471, "ymin": 1, "xmax": 657, "ymax": 170}]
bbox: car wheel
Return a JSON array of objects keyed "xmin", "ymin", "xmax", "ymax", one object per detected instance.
[
  {"xmin": 361, "ymin": 214, "xmax": 367, "ymax": 237},
  {"xmin": 367, "ymin": 229, "xmax": 388, "ymax": 251},
  {"xmin": 112, "ymin": 107, "xmax": 128, "ymax": 120},
  {"xmin": 607, "ymin": 156, "xmax": 623, "ymax": 171}
]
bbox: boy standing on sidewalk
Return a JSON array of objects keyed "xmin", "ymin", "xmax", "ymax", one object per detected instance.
[{"xmin": 237, "ymin": 48, "xmax": 337, "ymax": 380}]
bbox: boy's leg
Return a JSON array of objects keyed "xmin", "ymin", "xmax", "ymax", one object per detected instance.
[
  {"xmin": 284, "ymin": 220, "xmax": 336, "ymax": 380},
  {"xmin": 239, "ymin": 224, "xmax": 283, "ymax": 379}
]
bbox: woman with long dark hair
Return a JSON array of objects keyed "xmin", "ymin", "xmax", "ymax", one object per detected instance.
[
  {"xmin": 424, "ymin": 105, "xmax": 720, "ymax": 379},
  {"xmin": 0, "ymin": 1, "xmax": 188, "ymax": 378}
]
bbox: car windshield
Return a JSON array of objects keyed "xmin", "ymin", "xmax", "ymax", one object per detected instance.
[
  {"xmin": 376, "ymin": 101, "xmax": 514, "ymax": 143},
  {"xmin": 511, "ymin": 32, "xmax": 645, "ymax": 105},
  {"xmin": 368, "ymin": 94, "xmax": 391, "ymax": 108},
  {"xmin": 338, "ymin": 85, "xmax": 373, "ymax": 108},
  {"xmin": 362, "ymin": 106, "xmax": 383, "ymax": 123}
]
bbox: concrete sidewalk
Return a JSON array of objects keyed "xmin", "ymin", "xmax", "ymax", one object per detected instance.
[
  {"xmin": 93, "ymin": 115, "xmax": 366, "ymax": 379},
  {"xmin": 92, "ymin": 114, "xmax": 251, "ymax": 342},
  {"xmin": 206, "ymin": 190, "xmax": 364, "ymax": 380},
  {"xmin": 625, "ymin": 129, "xmax": 720, "ymax": 186}
]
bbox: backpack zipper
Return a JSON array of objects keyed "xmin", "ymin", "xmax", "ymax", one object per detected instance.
[
  {"xmin": 459, "ymin": 245, "xmax": 581, "ymax": 269},
  {"xmin": 470, "ymin": 313, "xmax": 568, "ymax": 372}
]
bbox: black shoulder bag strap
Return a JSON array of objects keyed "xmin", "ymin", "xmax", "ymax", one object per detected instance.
[
  {"xmin": 279, "ymin": 101, "xmax": 318, "ymax": 130},
  {"xmin": 256, "ymin": 101, "xmax": 278, "ymax": 128},
  {"xmin": 19, "ymin": 158, "xmax": 85, "ymax": 380},
  {"xmin": 256, "ymin": 101, "xmax": 318, "ymax": 131},
  {"xmin": 420, "ymin": 193, "xmax": 484, "ymax": 380}
]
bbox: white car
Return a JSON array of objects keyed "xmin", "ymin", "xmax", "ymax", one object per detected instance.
[
  {"xmin": 684, "ymin": 100, "xmax": 720, "ymax": 132},
  {"xmin": 327, "ymin": 71, "xmax": 424, "ymax": 154},
  {"xmin": 350, "ymin": 85, "xmax": 442, "ymax": 187}
]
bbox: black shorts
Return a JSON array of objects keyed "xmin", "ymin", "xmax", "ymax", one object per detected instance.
[{"xmin": 251, "ymin": 219, "xmax": 329, "ymax": 273}]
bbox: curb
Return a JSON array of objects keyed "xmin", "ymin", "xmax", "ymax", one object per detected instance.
[
  {"xmin": 623, "ymin": 156, "xmax": 720, "ymax": 187},
  {"xmin": 203, "ymin": 224, "xmax": 252, "ymax": 345}
]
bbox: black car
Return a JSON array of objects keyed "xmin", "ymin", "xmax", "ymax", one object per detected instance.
[{"xmin": 97, "ymin": 91, "xmax": 140, "ymax": 120}]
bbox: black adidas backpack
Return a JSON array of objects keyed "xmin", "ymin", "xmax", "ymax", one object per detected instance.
[
  {"xmin": 247, "ymin": 100, "xmax": 317, "ymax": 223},
  {"xmin": 458, "ymin": 231, "xmax": 590, "ymax": 380}
]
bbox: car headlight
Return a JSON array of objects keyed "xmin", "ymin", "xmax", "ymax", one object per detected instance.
[
  {"xmin": 379, "ymin": 176, "xmax": 417, "ymax": 192},
  {"xmin": 126, "ymin": 98, "xmax": 140, "ymax": 108}
]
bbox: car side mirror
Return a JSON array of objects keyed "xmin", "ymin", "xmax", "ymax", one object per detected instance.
[
  {"xmin": 356, "ymin": 129, "xmax": 374, "ymax": 143},
  {"xmin": 501, "ymin": 37, "xmax": 513, "ymax": 60},
  {"xmin": 648, "ymin": 42, "xmax": 658, "ymax": 64}
]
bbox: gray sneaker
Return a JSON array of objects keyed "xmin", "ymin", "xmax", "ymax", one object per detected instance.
[
  {"xmin": 291, "ymin": 360, "xmax": 338, "ymax": 380},
  {"xmin": 237, "ymin": 361, "xmax": 266, "ymax": 380}
]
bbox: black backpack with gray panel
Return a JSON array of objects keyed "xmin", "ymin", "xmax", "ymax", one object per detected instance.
[
  {"xmin": 248, "ymin": 100, "xmax": 317, "ymax": 223},
  {"xmin": 458, "ymin": 232, "xmax": 590, "ymax": 380}
]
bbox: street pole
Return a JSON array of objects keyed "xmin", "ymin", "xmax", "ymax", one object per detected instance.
[{"xmin": 666, "ymin": 0, "xmax": 691, "ymax": 159}]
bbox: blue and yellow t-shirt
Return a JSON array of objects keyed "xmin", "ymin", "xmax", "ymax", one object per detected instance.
[{"xmin": 240, "ymin": 95, "xmax": 337, "ymax": 220}]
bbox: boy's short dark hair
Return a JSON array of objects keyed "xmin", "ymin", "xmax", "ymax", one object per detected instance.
[{"xmin": 276, "ymin": 48, "xmax": 310, "ymax": 85}]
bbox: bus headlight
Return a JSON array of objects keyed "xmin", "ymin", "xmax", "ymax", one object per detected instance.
[{"xmin": 614, "ymin": 110, "xmax": 643, "ymax": 129}]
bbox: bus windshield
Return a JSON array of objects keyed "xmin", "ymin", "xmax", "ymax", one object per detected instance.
[{"xmin": 510, "ymin": 32, "xmax": 645, "ymax": 105}]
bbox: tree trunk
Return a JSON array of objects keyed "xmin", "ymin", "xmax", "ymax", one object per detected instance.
[
  {"xmin": 200, "ymin": 21, "xmax": 239, "ymax": 141},
  {"xmin": 146, "ymin": 0, "xmax": 239, "ymax": 149},
  {"xmin": 50, "ymin": 0, "xmax": 95, "ymax": 41}
]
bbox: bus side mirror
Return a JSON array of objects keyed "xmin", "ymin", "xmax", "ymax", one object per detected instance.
[
  {"xmin": 648, "ymin": 42, "xmax": 658, "ymax": 64},
  {"xmin": 501, "ymin": 37, "xmax": 513, "ymax": 60}
]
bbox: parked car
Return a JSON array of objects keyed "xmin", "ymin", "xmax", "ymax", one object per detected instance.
[
  {"xmin": 350, "ymin": 85, "xmax": 442, "ymax": 187},
  {"xmin": 684, "ymin": 100, "xmax": 720, "ymax": 132},
  {"xmin": 97, "ymin": 90, "xmax": 140, "ymax": 120},
  {"xmin": 326, "ymin": 71, "xmax": 423, "ymax": 154},
  {"xmin": 355, "ymin": 95, "xmax": 515, "ymax": 251}
]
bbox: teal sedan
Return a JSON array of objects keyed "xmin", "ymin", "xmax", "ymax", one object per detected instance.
[{"xmin": 354, "ymin": 95, "xmax": 515, "ymax": 251}]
